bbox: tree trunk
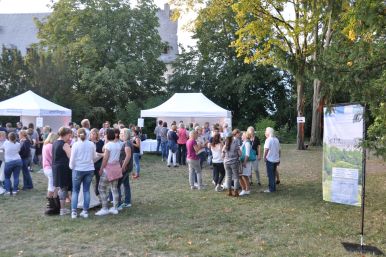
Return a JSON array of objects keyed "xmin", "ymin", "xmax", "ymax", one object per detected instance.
[
  {"xmin": 296, "ymin": 77, "xmax": 306, "ymax": 150},
  {"xmin": 310, "ymin": 78, "xmax": 323, "ymax": 145}
]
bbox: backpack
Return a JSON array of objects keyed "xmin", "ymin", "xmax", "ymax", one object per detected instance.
[{"xmin": 120, "ymin": 140, "xmax": 133, "ymax": 173}]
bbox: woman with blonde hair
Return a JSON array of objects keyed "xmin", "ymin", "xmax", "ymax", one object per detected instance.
[
  {"xmin": 42, "ymin": 132, "xmax": 59, "ymax": 215},
  {"xmin": 239, "ymin": 131, "xmax": 255, "ymax": 196},
  {"xmin": 117, "ymin": 128, "xmax": 133, "ymax": 210},
  {"xmin": 69, "ymin": 128, "xmax": 97, "ymax": 219},
  {"xmin": 90, "ymin": 128, "xmax": 104, "ymax": 195}
]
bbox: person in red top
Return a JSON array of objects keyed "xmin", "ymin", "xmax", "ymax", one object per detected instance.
[
  {"xmin": 186, "ymin": 131, "xmax": 203, "ymax": 190},
  {"xmin": 176, "ymin": 122, "xmax": 188, "ymax": 166}
]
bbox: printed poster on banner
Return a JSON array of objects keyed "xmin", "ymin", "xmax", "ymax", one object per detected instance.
[{"xmin": 322, "ymin": 104, "xmax": 364, "ymax": 206}]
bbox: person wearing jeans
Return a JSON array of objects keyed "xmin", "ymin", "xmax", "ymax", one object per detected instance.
[
  {"xmin": 1, "ymin": 132, "xmax": 22, "ymax": 195},
  {"xmin": 69, "ymin": 128, "xmax": 98, "ymax": 219},
  {"xmin": 132, "ymin": 129, "xmax": 141, "ymax": 179},
  {"xmin": 263, "ymin": 127, "xmax": 281, "ymax": 193},
  {"xmin": 18, "ymin": 130, "xmax": 33, "ymax": 190},
  {"xmin": 167, "ymin": 125, "xmax": 179, "ymax": 167},
  {"xmin": 118, "ymin": 128, "xmax": 133, "ymax": 210}
]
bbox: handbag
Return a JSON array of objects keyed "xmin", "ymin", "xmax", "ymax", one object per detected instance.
[
  {"xmin": 105, "ymin": 161, "xmax": 123, "ymax": 182},
  {"xmin": 240, "ymin": 140, "xmax": 256, "ymax": 162}
]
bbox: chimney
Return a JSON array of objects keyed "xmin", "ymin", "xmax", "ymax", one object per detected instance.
[{"xmin": 164, "ymin": 3, "xmax": 170, "ymax": 15}]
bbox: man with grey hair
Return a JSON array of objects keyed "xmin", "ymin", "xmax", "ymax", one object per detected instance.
[
  {"xmin": 263, "ymin": 127, "xmax": 280, "ymax": 193},
  {"xmin": 81, "ymin": 119, "xmax": 91, "ymax": 139}
]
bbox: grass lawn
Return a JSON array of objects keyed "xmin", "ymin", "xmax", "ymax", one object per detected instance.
[{"xmin": 0, "ymin": 144, "xmax": 385, "ymax": 257}]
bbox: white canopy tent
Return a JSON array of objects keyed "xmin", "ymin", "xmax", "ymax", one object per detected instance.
[
  {"xmin": 141, "ymin": 93, "xmax": 232, "ymax": 128},
  {"xmin": 0, "ymin": 90, "xmax": 72, "ymax": 132}
]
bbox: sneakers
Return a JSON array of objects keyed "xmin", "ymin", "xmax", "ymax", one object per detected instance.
[
  {"xmin": 239, "ymin": 190, "xmax": 246, "ymax": 196},
  {"xmin": 263, "ymin": 189, "xmax": 271, "ymax": 193},
  {"xmin": 4, "ymin": 191, "xmax": 11, "ymax": 196},
  {"xmin": 108, "ymin": 207, "xmax": 118, "ymax": 215},
  {"xmin": 117, "ymin": 203, "xmax": 132, "ymax": 211},
  {"xmin": 79, "ymin": 210, "xmax": 89, "ymax": 218},
  {"xmin": 215, "ymin": 185, "xmax": 223, "ymax": 192},
  {"xmin": 60, "ymin": 208, "xmax": 70, "ymax": 216},
  {"xmin": 95, "ymin": 208, "xmax": 110, "ymax": 216},
  {"xmin": 71, "ymin": 211, "xmax": 77, "ymax": 219},
  {"xmin": 0, "ymin": 187, "xmax": 6, "ymax": 195},
  {"xmin": 190, "ymin": 186, "xmax": 197, "ymax": 190}
]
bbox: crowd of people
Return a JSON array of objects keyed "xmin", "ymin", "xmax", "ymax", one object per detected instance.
[
  {"xmin": 0, "ymin": 118, "xmax": 281, "ymax": 219},
  {"xmin": 154, "ymin": 120, "xmax": 281, "ymax": 195}
]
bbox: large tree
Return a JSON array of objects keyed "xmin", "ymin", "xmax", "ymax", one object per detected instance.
[
  {"xmin": 0, "ymin": 47, "xmax": 29, "ymax": 100},
  {"xmin": 231, "ymin": 0, "xmax": 343, "ymax": 149},
  {"xmin": 319, "ymin": 0, "xmax": 386, "ymax": 158},
  {"xmin": 169, "ymin": 0, "xmax": 294, "ymax": 128},
  {"xmin": 36, "ymin": 0, "xmax": 166, "ymax": 123}
]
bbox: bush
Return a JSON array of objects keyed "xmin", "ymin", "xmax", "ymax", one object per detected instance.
[
  {"xmin": 255, "ymin": 118, "xmax": 276, "ymax": 141},
  {"xmin": 276, "ymin": 125, "xmax": 297, "ymax": 144}
]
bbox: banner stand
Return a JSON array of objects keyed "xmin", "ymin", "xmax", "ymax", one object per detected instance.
[{"xmin": 341, "ymin": 105, "xmax": 383, "ymax": 256}]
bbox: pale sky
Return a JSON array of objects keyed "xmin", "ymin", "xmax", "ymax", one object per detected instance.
[{"xmin": 0, "ymin": 0, "xmax": 195, "ymax": 48}]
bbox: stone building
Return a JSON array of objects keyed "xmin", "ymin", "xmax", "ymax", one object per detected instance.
[{"xmin": 0, "ymin": 3, "xmax": 178, "ymax": 81}]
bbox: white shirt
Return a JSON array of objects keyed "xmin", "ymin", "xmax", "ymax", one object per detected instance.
[
  {"xmin": 264, "ymin": 136, "xmax": 280, "ymax": 163},
  {"xmin": 210, "ymin": 144, "xmax": 223, "ymax": 163},
  {"xmin": 241, "ymin": 140, "xmax": 251, "ymax": 158},
  {"xmin": 2, "ymin": 140, "xmax": 21, "ymax": 162},
  {"xmin": 69, "ymin": 140, "xmax": 96, "ymax": 171},
  {"xmin": 105, "ymin": 141, "xmax": 123, "ymax": 163}
]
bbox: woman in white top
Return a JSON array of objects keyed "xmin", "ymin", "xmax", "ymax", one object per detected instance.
[
  {"xmin": 239, "ymin": 131, "xmax": 253, "ymax": 196},
  {"xmin": 69, "ymin": 128, "xmax": 98, "ymax": 219},
  {"xmin": 95, "ymin": 128, "xmax": 123, "ymax": 216},
  {"xmin": 210, "ymin": 133, "xmax": 225, "ymax": 192},
  {"xmin": 1, "ymin": 132, "xmax": 22, "ymax": 195}
]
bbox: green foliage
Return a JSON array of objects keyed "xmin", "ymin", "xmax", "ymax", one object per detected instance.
[
  {"xmin": 169, "ymin": 0, "xmax": 295, "ymax": 129},
  {"xmin": 276, "ymin": 125, "xmax": 297, "ymax": 144},
  {"xmin": 35, "ymin": 0, "xmax": 166, "ymax": 125},
  {"xmin": 0, "ymin": 47, "xmax": 29, "ymax": 100},
  {"xmin": 319, "ymin": 0, "xmax": 386, "ymax": 158},
  {"xmin": 255, "ymin": 117, "xmax": 276, "ymax": 141}
]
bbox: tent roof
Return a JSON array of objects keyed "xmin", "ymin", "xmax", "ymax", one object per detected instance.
[
  {"xmin": 0, "ymin": 90, "xmax": 72, "ymax": 117},
  {"xmin": 141, "ymin": 93, "xmax": 231, "ymax": 118}
]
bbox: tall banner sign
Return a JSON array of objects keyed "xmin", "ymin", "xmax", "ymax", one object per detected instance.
[{"xmin": 323, "ymin": 104, "xmax": 364, "ymax": 206}]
